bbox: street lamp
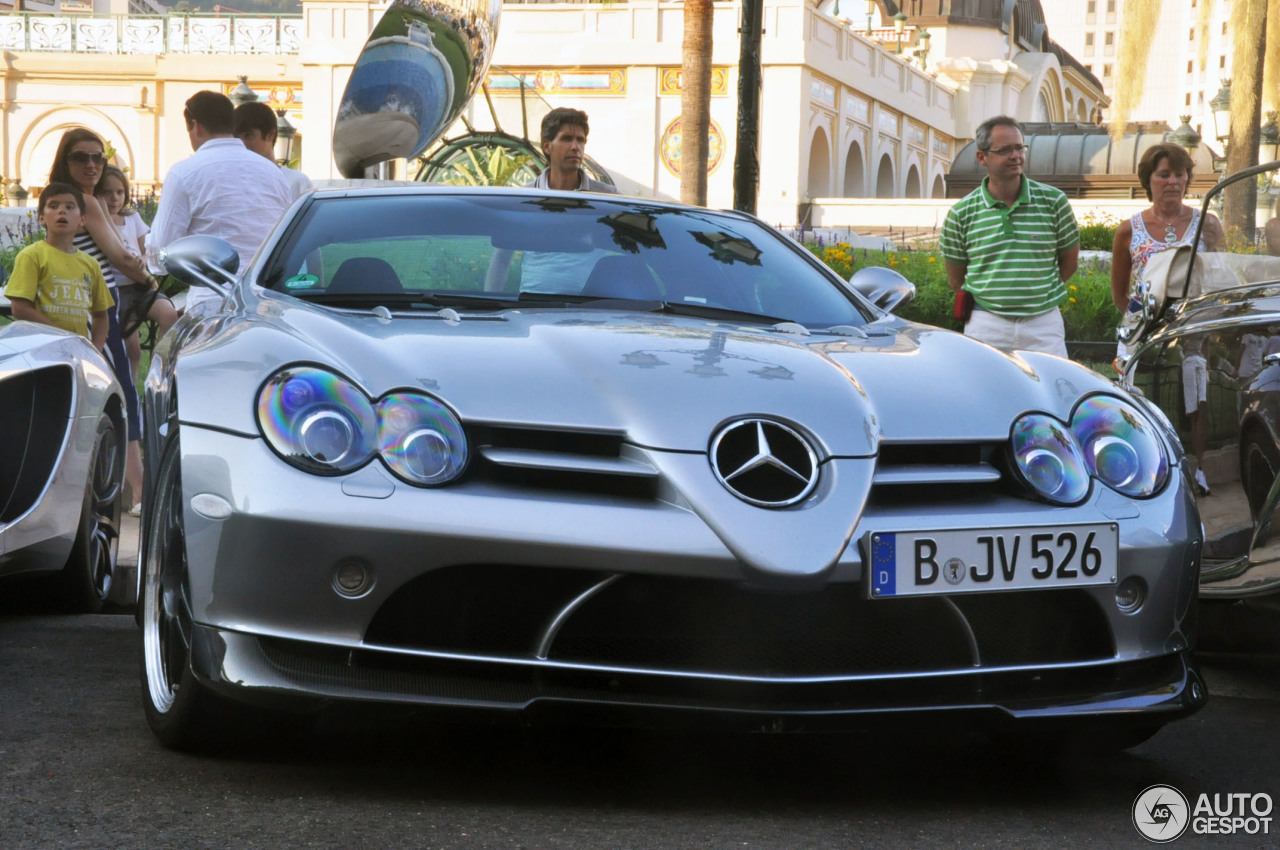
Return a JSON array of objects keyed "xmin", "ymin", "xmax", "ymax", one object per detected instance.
[
  {"xmin": 893, "ymin": 11, "xmax": 907, "ymax": 54},
  {"xmin": 1209, "ymin": 80, "xmax": 1232, "ymax": 173},
  {"xmin": 1167, "ymin": 115, "xmax": 1201, "ymax": 158},
  {"xmin": 228, "ymin": 75, "xmax": 257, "ymax": 108},
  {"xmin": 914, "ymin": 27, "xmax": 931, "ymax": 70},
  {"xmin": 1209, "ymin": 80, "xmax": 1232, "ymax": 147},
  {"xmin": 865, "ymin": 0, "xmax": 876, "ymax": 36},
  {"xmin": 274, "ymin": 109, "xmax": 297, "ymax": 166}
]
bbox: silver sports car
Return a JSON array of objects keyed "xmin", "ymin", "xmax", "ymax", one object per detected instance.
[
  {"xmin": 139, "ymin": 187, "xmax": 1204, "ymax": 750},
  {"xmin": 0, "ymin": 321, "xmax": 126, "ymax": 612}
]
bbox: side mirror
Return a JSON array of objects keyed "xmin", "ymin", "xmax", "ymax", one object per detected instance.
[
  {"xmin": 849, "ymin": 265, "xmax": 915, "ymax": 313},
  {"xmin": 158, "ymin": 235, "xmax": 240, "ymax": 291}
]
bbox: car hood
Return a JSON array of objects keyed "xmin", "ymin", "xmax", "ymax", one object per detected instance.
[{"xmin": 180, "ymin": 297, "xmax": 1117, "ymax": 456}]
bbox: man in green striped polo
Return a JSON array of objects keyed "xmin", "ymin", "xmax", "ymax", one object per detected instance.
[{"xmin": 941, "ymin": 115, "xmax": 1079, "ymax": 357}]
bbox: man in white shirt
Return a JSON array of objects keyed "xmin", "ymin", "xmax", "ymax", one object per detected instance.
[
  {"xmin": 517, "ymin": 107, "xmax": 618, "ymax": 293},
  {"xmin": 148, "ymin": 90, "xmax": 294, "ymax": 311},
  {"xmin": 233, "ymin": 101, "xmax": 314, "ymax": 200}
]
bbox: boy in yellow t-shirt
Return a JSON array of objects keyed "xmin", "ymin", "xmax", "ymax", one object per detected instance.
[{"xmin": 5, "ymin": 182, "xmax": 113, "ymax": 349}]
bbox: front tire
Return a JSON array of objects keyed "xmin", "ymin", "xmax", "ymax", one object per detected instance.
[
  {"xmin": 58, "ymin": 413, "xmax": 123, "ymax": 613},
  {"xmin": 139, "ymin": 434, "xmax": 222, "ymax": 749}
]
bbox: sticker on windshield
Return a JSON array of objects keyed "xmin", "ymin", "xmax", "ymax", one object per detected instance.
[{"xmin": 284, "ymin": 274, "xmax": 320, "ymax": 290}]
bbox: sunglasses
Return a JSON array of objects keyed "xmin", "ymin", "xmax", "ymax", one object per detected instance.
[{"xmin": 68, "ymin": 151, "xmax": 105, "ymax": 166}]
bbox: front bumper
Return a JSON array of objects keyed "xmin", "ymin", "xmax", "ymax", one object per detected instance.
[
  {"xmin": 172, "ymin": 426, "xmax": 1205, "ymax": 725},
  {"xmin": 191, "ymin": 624, "xmax": 1205, "ymax": 728}
]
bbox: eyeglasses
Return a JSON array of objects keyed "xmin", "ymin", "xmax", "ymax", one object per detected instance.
[
  {"xmin": 983, "ymin": 144, "xmax": 1027, "ymax": 157},
  {"xmin": 68, "ymin": 151, "xmax": 105, "ymax": 166}
]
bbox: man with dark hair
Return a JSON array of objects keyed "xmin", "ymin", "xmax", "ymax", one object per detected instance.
[
  {"xmin": 182, "ymin": 90, "xmax": 236, "ymax": 135},
  {"xmin": 148, "ymin": 90, "xmax": 293, "ymax": 312},
  {"xmin": 940, "ymin": 115, "xmax": 1079, "ymax": 357},
  {"xmin": 234, "ymin": 101, "xmax": 313, "ymax": 200},
  {"xmin": 532, "ymin": 107, "xmax": 616, "ymax": 193}
]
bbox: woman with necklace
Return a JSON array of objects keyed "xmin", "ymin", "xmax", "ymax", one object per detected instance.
[
  {"xmin": 1110, "ymin": 142, "xmax": 1222, "ymax": 312},
  {"xmin": 1111, "ymin": 142, "xmax": 1223, "ymax": 497},
  {"xmin": 48, "ymin": 128, "xmax": 162, "ymax": 514}
]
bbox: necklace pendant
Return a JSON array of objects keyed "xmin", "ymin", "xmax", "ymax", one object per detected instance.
[{"xmin": 1165, "ymin": 224, "xmax": 1178, "ymax": 242}]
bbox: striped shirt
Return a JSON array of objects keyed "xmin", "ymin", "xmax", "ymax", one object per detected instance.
[
  {"xmin": 73, "ymin": 231, "xmax": 118, "ymax": 288},
  {"xmin": 940, "ymin": 176, "xmax": 1079, "ymax": 317}
]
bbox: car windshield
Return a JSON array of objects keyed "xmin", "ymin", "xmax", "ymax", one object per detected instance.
[{"xmin": 259, "ymin": 192, "xmax": 875, "ymax": 328}]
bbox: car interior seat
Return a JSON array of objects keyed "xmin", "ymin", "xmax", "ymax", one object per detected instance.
[
  {"xmin": 327, "ymin": 256, "xmax": 405, "ymax": 295},
  {"xmin": 581, "ymin": 255, "xmax": 662, "ymax": 301}
]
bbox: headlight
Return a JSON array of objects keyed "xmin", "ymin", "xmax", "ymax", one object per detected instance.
[
  {"xmin": 258, "ymin": 367, "xmax": 377, "ymax": 474},
  {"xmin": 377, "ymin": 393, "xmax": 468, "ymax": 485},
  {"xmin": 1011, "ymin": 414, "xmax": 1090, "ymax": 504},
  {"xmin": 1072, "ymin": 395, "xmax": 1169, "ymax": 497},
  {"xmin": 257, "ymin": 367, "xmax": 468, "ymax": 486},
  {"xmin": 1010, "ymin": 395, "xmax": 1170, "ymax": 504}
]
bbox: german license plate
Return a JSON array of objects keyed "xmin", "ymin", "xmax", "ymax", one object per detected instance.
[{"xmin": 867, "ymin": 523, "xmax": 1118, "ymax": 598}]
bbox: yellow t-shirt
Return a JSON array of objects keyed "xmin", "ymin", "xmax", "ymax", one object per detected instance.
[{"xmin": 4, "ymin": 240, "xmax": 114, "ymax": 338}]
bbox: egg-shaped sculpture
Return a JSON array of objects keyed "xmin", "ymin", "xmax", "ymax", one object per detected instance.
[{"xmin": 333, "ymin": 0, "xmax": 501, "ymax": 178}]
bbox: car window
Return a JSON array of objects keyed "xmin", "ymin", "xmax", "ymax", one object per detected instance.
[
  {"xmin": 262, "ymin": 193, "xmax": 874, "ymax": 328},
  {"xmin": 1188, "ymin": 162, "xmax": 1280, "ymax": 294}
]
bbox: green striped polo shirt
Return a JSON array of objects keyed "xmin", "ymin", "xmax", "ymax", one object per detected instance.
[{"xmin": 939, "ymin": 175, "xmax": 1079, "ymax": 317}]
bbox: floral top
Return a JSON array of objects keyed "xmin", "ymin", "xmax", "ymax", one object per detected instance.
[{"xmin": 1129, "ymin": 208, "xmax": 1203, "ymax": 280}]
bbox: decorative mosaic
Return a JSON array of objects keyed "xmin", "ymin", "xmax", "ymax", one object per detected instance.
[
  {"xmin": 279, "ymin": 19, "xmax": 302, "ymax": 53},
  {"xmin": 74, "ymin": 18, "xmax": 117, "ymax": 53},
  {"xmin": 659, "ymin": 116, "xmax": 725, "ymax": 178},
  {"xmin": 0, "ymin": 18, "xmax": 26, "ymax": 50},
  {"xmin": 486, "ymin": 69, "xmax": 626, "ymax": 95},
  {"xmin": 185, "ymin": 18, "xmax": 232, "ymax": 53},
  {"xmin": 122, "ymin": 19, "xmax": 165, "ymax": 55},
  {"xmin": 221, "ymin": 81, "xmax": 303, "ymax": 116},
  {"xmin": 658, "ymin": 67, "xmax": 729, "ymax": 96},
  {"xmin": 28, "ymin": 16, "xmax": 71, "ymax": 51},
  {"xmin": 234, "ymin": 19, "xmax": 278, "ymax": 55}
]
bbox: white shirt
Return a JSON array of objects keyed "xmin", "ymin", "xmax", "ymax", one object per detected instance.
[
  {"xmin": 148, "ymin": 137, "xmax": 293, "ymax": 309},
  {"xmin": 280, "ymin": 165, "xmax": 313, "ymax": 200}
]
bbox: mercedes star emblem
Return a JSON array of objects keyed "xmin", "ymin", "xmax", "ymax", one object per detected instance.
[{"xmin": 710, "ymin": 418, "xmax": 819, "ymax": 507}]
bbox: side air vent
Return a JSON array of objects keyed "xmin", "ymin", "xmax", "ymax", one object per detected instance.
[
  {"xmin": 0, "ymin": 366, "xmax": 74, "ymax": 522},
  {"xmin": 467, "ymin": 425, "xmax": 659, "ymax": 500}
]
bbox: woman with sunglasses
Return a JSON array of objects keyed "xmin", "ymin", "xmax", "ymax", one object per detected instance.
[{"xmin": 48, "ymin": 128, "xmax": 159, "ymax": 515}]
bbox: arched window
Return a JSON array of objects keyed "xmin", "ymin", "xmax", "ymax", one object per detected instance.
[
  {"xmin": 843, "ymin": 141, "xmax": 865, "ymax": 197},
  {"xmin": 807, "ymin": 128, "xmax": 832, "ymax": 199},
  {"xmin": 875, "ymin": 154, "xmax": 895, "ymax": 198}
]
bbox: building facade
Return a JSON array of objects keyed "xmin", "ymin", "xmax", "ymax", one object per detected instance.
[{"xmin": 0, "ymin": 0, "xmax": 1106, "ymax": 227}]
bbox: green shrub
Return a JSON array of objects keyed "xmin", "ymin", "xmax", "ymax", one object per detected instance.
[
  {"xmin": 1077, "ymin": 211, "xmax": 1120, "ymax": 252},
  {"xmin": 0, "ymin": 211, "xmax": 45, "ymax": 275}
]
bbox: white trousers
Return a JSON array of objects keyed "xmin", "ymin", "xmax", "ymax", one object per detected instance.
[{"xmin": 964, "ymin": 307, "xmax": 1067, "ymax": 358}]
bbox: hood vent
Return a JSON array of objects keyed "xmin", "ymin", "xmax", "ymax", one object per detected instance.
[{"xmin": 469, "ymin": 424, "xmax": 658, "ymax": 500}]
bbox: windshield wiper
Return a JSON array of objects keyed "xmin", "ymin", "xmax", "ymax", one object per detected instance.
[
  {"xmin": 538, "ymin": 293, "xmax": 791, "ymax": 325},
  {"xmin": 304, "ymin": 291, "xmax": 519, "ymax": 311}
]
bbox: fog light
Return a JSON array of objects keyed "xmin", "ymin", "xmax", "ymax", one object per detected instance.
[
  {"xmin": 333, "ymin": 560, "xmax": 374, "ymax": 598},
  {"xmin": 1115, "ymin": 576, "xmax": 1147, "ymax": 613}
]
